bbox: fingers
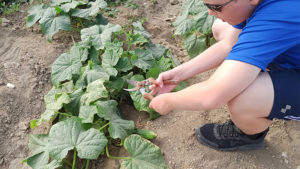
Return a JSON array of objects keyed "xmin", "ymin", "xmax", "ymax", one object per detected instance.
[{"xmin": 156, "ymin": 74, "xmax": 164, "ymax": 88}]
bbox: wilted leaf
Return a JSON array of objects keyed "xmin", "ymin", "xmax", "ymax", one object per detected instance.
[{"xmin": 80, "ymin": 79, "xmax": 108, "ymax": 105}]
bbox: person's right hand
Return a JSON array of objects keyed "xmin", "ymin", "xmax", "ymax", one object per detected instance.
[{"xmin": 149, "ymin": 70, "xmax": 181, "ymax": 96}]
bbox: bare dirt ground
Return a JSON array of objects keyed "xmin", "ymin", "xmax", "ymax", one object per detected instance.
[{"xmin": 0, "ymin": 0, "xmax": 299, "ymax": 169}]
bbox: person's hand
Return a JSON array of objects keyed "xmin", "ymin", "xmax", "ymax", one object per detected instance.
[
  {"xmin": 149, "ymin": 93, "xmax": 173, "ymax": 115},
  {"xmin": 149, "ymin": 70, "xmax": 180, "ymax": 96}
]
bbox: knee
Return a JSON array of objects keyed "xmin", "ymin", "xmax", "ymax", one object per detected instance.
[{"xmin": 212, "ymin": 19, "xmax": 231, "ymax": 42}]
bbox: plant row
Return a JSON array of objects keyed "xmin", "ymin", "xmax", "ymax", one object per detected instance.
[
  {"xmin": 24, "ymin": 0, "xmax": 187, "ymax": 169},
  {"xmin": 172, "ymin": 0, "xmax": 216, "ymax": 57}
]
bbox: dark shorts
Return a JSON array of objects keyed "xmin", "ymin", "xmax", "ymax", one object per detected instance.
[{"xmin": 267, "ymin": 66, "xmax": 300, "ymax": 121}]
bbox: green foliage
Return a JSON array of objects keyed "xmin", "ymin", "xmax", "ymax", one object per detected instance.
[
  {"xmin": 24, "ymin": 1, "xmax": 190, "ymax": 167},
  {"xmin": 124, "ymin": 0, "xmax": 138, "ymax": 9},
  {"xmin": 0, "ymin": 0, "xmax": 23, "ymax": 15},
  {"xmin": 173, "ymin": 0, "xmax": 216, "ymax": 57},
  {"xmin": 26, "ymin": 0, "xmax": 108, "ymax": 42},
  {"xmin": 48, "ymin": 118, "xmax": 108, "ymax": 160},
  {"xmin": 120, "ymin": 135, "xmax": 167, "ymax": 169},
  {"xmin": 25, "ymin": 19, "xmax": 183, "ymax": 168}
]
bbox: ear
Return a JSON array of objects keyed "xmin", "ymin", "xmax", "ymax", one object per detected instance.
[{"xmin": 249, "ymin": 0, "xmax": 261, "ymax": 6}]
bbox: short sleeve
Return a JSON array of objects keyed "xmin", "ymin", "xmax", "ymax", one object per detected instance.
[
  {"xmin": 232, "ymin": 21, "xmax": 246, "ymax": 29},
  {"xmin": 226, "ymin": 12, "xmax": 300, "ymax": 71}
]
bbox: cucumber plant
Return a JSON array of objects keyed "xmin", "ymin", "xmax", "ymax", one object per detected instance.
[
  {"xmin": 173, "ymin": 0, "xmax": 216, "ymax": 57},
  {"xmin": 24, "ymin": 17, "xmax": 185, "ymax": 168}
]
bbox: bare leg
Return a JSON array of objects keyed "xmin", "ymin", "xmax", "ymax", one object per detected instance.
[{"xmin": 228, "ymin": 72, "xmax": 274, "ymax": 135}]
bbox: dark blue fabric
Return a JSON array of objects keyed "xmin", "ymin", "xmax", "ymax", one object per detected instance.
[
  {"xmin": 228, "ymin": 0, "xmax": 300, "ymax": 71},
  {"xmin": 267, "ymin": 68, "xmax": 300, "ymax": 121}
]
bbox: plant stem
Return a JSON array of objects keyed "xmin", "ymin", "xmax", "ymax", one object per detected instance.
[
  {"xmin": 72, "ymin": 150, "xmax": 77, "ymax": 169},
  {"xmin": 58, "ymin": 112, "xmax": 72, "ymax": 117},
  {"xmin": 63, "ymin": 159, "xmax": 79, "ymax": 169},
  {"xmin": 106, "ymin": 145, "xmax": 131, "ymax": 160},
  {"xmin": 99, "ymin": 122, "xmax": 111, "ymax": 131},
  {"xmin": 85, "ymin": 160, "xmax": 90, "ymax": 169}
]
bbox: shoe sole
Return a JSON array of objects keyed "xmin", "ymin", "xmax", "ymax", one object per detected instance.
[{"xmin": 195, "ymin": 125, "xmax": 265, "ymax": 151}]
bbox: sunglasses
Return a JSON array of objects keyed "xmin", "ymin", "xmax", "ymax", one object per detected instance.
[{"xmin": 204, "ymin": 0, "xmax": 234, "ymax": 12}]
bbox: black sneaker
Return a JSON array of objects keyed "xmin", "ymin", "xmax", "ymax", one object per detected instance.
[{"xmin": 195, "ymin": 120, "xmax": 269, "ymax": 151}]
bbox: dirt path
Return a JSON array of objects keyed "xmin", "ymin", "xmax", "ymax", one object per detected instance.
[{"xmin": 0, "ymin": 1, "xmax": 299, "ymax": 169}]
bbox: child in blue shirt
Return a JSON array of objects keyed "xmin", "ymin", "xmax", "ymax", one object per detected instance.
[{"xmin": 149, "ymin": 0, "xmax": 300, "ymax": 150}]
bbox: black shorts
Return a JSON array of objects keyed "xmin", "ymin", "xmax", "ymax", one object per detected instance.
[{"xmin": 267, "ymin": 66, "xmax": 300, "ymax": 121}]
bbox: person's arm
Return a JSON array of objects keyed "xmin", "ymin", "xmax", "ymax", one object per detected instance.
[
  {"xmin": 149, "ymin": 26, "xmax": 241, "ymax": 95},
  {"xmin": 172, "ymin": 27, "xmax": 241, "ymax": 82},
  {"xmin": 149, "ymin": 60, "xmax": 261, "ymax": 115}
]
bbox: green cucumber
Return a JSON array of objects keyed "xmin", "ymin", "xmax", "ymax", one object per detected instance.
[{"xmin": 133, "ymin": 128, "xmax": 157, "ymax": 140}]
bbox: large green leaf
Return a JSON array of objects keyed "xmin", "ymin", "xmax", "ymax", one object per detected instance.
[
  {"xmin": 59, "ymin": 1, "xmax": 88, "ymax": 13},
  {"xmin": 181, "ymin": 0, "xmax": 204, "ymax": 15},
  {"xmin": 105, "ymin": 42, "xmax": 123, "ymax": 56},
  {"xmin": 47, "ymin": 118, "xmax": 108, "ymax": 160},
  {"xmin": 88, "ymin": 0, "xmax": 107, "ymax": 16},
  {"xmin": 28, "ymin": 135, "xmax": 49, "ymax": 155},
  {"xmin": 173, "ymin": 15, "xmax": 194, "ymax": 36},
  {"xmin": 70, "ymin": 45, "xmax": 89, "ymax": 62},
  {"xmin": 80, "ymin": 79, "xmax": 108, "ymax": 105},
  {"xmin": 120, "ymin": 135, "xmax": 167, "ymax": 169},
  {"xmin": 131, "ymin": 34, "xmax": 148, "ymax": 46},
  {"xmin": 183, "ymin": 33, "xmax": 206, "ymax": 57},
  {"xmin": 132, "ymin": 49, "xmax": 155, "ymax": 71},
  {"xmin": 157, "ymin": 56, "xmax": 172, "ymax": 72},
  {"xmin": 26, "ymin": 4, "xmax": 48, "ymax": 27},
  {"xmin": 71, "ymin": 0, "xmax": 107, "ymax": 18},
  {"xmin": 95, "ymin": 100, "xmax": 118, "ymax": 120},
  {"xmin": 24, "ymin": 135, "xmax": 62, "ymax": 169},
  {"xmin": 146, "ymin": 67, "xmax": 160, "ymax": 79},
  {"xmin": 107, "ymin": 77, "xmax": 125, "ymax": 91},
  {"xmin": 81, "ymin": 24, "xmax": 122, "ymax": 50},
  {"xmin": 128, "ymin": 75, "xmax": 160, "ymax": 120},
  {"xmin": 85, "ymin": 65, "xmax": 110, "ymax": 84},
  {"xmin": 132, "ymin": 22, "xmax": 151, "ymax": 38},
  {"xmin": 39, "ymin": 7, "xmax": 71, "ymax": 42},
  {"xmin": 71, "ymin": 8, "xmax": 92, "ymax": 20},
  {"xmin": 101, "ymin": 49, "xmax": 120, "ymax": 67},
  {"xmin": 51, "ymin": 51, "xmax": 82, "ymax": 87},
  {"xmin": 145, "ymin": 42, "xmax": 167, "ymax": 60},
  {"xmin": 115, "ymin": 57, "xmax": 133, "ymax": 72},
  {"xmin": 194, "ymin": 12, "xmax": 216, "ymax": 34},
  {"xmin": 109, "ymin": 116, "xmax": 135, "ymax": 140},
  {"xmin": 104, "ymin": 67, "xmax": 118, "ymax": 77},
  {"xmin": 95, "ymin": 100, "xmax": 134, "ymax": 140}
]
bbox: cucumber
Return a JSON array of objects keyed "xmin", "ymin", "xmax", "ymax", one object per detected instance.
[{"xmin": 133, "ymin": 128, "xmax": 157, "ymax": 140}]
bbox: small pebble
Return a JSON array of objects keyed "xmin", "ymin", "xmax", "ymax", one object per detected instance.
[
  {"xmin": 281, "ymin": 152, "xmax": 288, "ymax": 158},
  {"xmin": 7, "ymin": 83, "xmax": 15, "ymax": 89}
]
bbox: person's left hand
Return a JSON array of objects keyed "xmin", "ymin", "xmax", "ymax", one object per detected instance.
[{"xmin": 149, "ymin": 93, "xmax": 173, "ymax": 115}]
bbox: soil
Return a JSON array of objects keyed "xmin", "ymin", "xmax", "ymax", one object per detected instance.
[{"xmin": 0, "ymin": 0, "xmax": 299, "ymax": 169}]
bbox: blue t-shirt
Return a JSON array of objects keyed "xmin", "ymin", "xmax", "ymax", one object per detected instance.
[{"xmin": 226, "ymin": 0, "xmax": 300, "ymax": 71}]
